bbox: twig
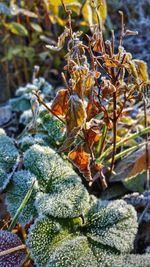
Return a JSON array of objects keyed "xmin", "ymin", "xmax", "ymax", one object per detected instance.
[
  {"xmin": 0, "ymin": 244, "xmax": 26, "ymax": 257},
  {"xmin": 143, "ymin": 96, "xmax": 150, "ymax": 189},
  {"xmin": 119, "ymin": 11, "xmax": 125, "ymax": 47}
]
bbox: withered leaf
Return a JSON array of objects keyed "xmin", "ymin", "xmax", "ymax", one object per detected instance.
[
  {"xmin": 58, "ymin": 127, "xmax": 81, "ymax": 153},
  {"xmin": 101, "ymin": 80, "xmax": 116, "ymax": 98},
  {"xmin": 46, "ymin": 27, "xmax": 69, "ymax": 51},
  {"xmin": 65, "ymin": 94, "xmax": 86, "ymax": 134},
  {"xmin": 51, "ymin": 89, "xmax": 69, "ymax": 116},
  {"xmin": 133, "ymin": 60, "xmax": 149, "ymax": 81},
  {"xmin": 111, "ymin": 147, "xmax": 150, "ymax": 192},
  {"xmin": 68, "ymin": 145, "xmax": 92, "ymax": 181},
  {"xmin": 86, "ymin": 102, "xmax": 100, "ymax": 121},
  {"xmin": 102, "ymin": 54, "xmax": 121, "ymax": 68}
]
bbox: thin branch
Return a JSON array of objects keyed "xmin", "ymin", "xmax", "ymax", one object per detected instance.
[{"xmin": 0, "ymin": 245, "xmax": 26, "ymax": 257}]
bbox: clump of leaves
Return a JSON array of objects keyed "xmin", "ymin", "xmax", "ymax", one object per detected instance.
[
  {"xmin": 5, "ymin": 143, "xmax": 90, "ymax": 226},
  {"xmin": 26, "ymin": 199, "xmax": 150, "ymax": 267},
  {"xmin": 33, "ymin": 4, "xmax": 150, "ymax": 194}
]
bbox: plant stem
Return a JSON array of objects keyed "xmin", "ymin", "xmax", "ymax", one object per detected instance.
[
  {"xmin": 97, "ymin": 126, "xmax": 150, "ymax": 163},
  {"xmin": 144, "ymin": 97, "xmax": 150, "ymax": 189},
  {"xmin": 110, "ymin": 91, "xmax": 117, "ymax": 174},
  {"xmin": 0, "ymin": 245, "xmax": 26, "ymax": 257}
]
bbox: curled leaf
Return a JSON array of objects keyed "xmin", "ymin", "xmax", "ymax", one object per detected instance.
[
  {"xmin": 46, "ymin": 27, "xmax": 69, "ymax": 51},
  {"xmin": 51, "ymin": 89, "xmax": 69, "ymax": 116},
  {"xmin": 69, "ymin": 145, "xmax": 92, "ymax": 181}
]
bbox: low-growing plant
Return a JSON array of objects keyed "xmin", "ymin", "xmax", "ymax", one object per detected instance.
[
  {"xmin": 0, "ymin": 130, "xmax": 149, "ymax": 266},
  {"xmin": 0, "ymin": 1, "xmax": 150, "ymax": 266}
]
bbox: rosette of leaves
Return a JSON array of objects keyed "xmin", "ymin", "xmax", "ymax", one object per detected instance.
[
  {"xmin": 0, "ymin": 129, "xmax": 19, "ymax": 192},
  {"xmin": 6, "ymin": 170, "xmax": 38, "ymax": 226},
  {"xmin": 24, "ymin": 144, "xmax": 90, "ymax": 218},
  {"xmin": 27, "ymin": 199, "xmax": 150, "ymax": 267},
  {"xmin": 0, "ymin": 230, "xmax": 26, "ymax": 267},
  {"xmin": 9, "ymin": 77, "xmax": 52, "ymax": 112}
]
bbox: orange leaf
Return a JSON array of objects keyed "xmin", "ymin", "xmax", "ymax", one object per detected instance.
[
  {"xmin": 86, "ymin": 102, "xmax": 100, "ymax": 121},
  {"xmin": 68, "ymin": 145, "xmax": 92, "ymax": 181},
  {"xmin": 128, "ymin": 149, "xmax": 150, "ymax": 178},
  {"xmin": 65, "ymin": 94, "xmax": 86, "ymax": 134},
  {"xmin": 51, "ymin": 89, "xmax": 69, "ymax": 116},
  {"xmin": 101, "ymin": 80, "xmax": 116, "ymax": 98}
]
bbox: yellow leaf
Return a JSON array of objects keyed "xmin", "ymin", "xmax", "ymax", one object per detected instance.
[
  {"xmin": 49, "ymin": 0, "xmax": 78, "ymax": 6},
  {"xmin": 133, "ymin": 59, "xmax": 149, "ymax": 81}
]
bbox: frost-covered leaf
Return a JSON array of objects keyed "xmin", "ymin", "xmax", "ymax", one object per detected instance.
[
  {"xmin": 0, "ymin": 3, "xmax": 11, "ymax": 16},
  {"xmin": 0, "ymin": 131, "xmax": 18, "ymax": 172},
  {"xmin": 35, "ymin": 180, "xmax": 90, "ymax": 218},
  {"xmin": 46, "ymin": 236, "xmax": 97, "ymax": 267},
  {"xmin": 0, "ymin": 129, "xmax": 19, "ymax": 191},
  {"xmin": 41, "ymin": 112, "xmax": 66, "ymax": 145},
  {"xmin": 86, "ymin": 199, "xmax": 137, "ymax": 253},
  {"xmin": 107, "ymin": 253, "xmax": 150, "ymax": 267},
  {"xmin": 0, "ymin": 168, "xmax": 8, "ymax": 193},
  {"xmin": 24, "ymin": 144, "xmax": 90, "ymax": 218},
  {"xmin": 6, "ymin": 170, "xmax": 38, "ymax": 226},
  {"xmin": 26, "ymin": 216, "xmax": 74, "ymax": 267},
  {"xmin": 0, "ymin": 230, "xmax": 26, "ymax": 267},
  {"xmin": 24, "ymin": 144, "xmax": 77, "ymax": 190},
  {"xmin": 9, "ymin": 96, "xmax": 31, "ymax": 112}
]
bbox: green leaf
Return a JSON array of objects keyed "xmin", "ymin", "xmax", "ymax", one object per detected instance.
[
  {"xmin": 35, "ymin": 180, "xmax": 90, "ymax": 218},
  {"xmin": 6, "ymin": 170, "xmax": 38, "ymax": 228},
  {"xmin": 7, "ymin": 22, "xmax": 28, "ymax": 36},
  {"xmin": 123, "ymin": 171, "xmax": 146, "ymax": 193},
  {"xmin": 86, "ymin": 199, "xmax": 137, "ymax": 253},
  {"xmin": 30, "ymin": 23, "xmax": 43, "ymax": 33},
  {"xmin": 27, "ymin": 216, "xmax": 75, "ymax": 267},
  {"xmin": 47, "ymin": 236, "xmax": 98, "ymax": 267}
]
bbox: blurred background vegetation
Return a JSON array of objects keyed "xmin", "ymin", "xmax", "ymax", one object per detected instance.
[{"xmin": 0, "ymin": 0, "xmax": 149, "ymax": 103}]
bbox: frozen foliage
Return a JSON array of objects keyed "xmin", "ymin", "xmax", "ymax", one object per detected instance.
[
  {"xmin": 35, "ymin": 181, "xmax": 89, "ymax": 218},
  {"xmin": 9, "ymin": 77, "xmax": 53, "ymax": 112},
  {"xmin": 0, "ymin": 230, "xmax": 26, "ymax": 267},
  {"xmin": 86, "ymin": 199, "xmax": 137, "ymax": 253},
  {"xmin": 0, "ymin": 129, "xmax": 18, "ymax": 171},
  {"xmin": 27, "ymin": 216, "xmax": 74, "ymax": 267},
  {"xmin": 46, "ymin": 236, "xmax": 98, "ymax": 267},
  {"xmin": 0, "ymin": 129, "xmax": 19, "ymax": 191},
  {"xmin": 41, "ymin": 111, "xmax": 66, "ymax": 145},
  {"xmin": 26, "ymin": 199, "xmax": 147, "ymax": 267},
  {"xmin": 6, "ymin": 170, "xmax": 38, "ymax": 226},
  {"xmin": 24, "ymin": 144, "xmax": 90, "ymax": 218},
  {"xmin": 24, "ymin": 144, "xmax": 79, "ymax": 189}
]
